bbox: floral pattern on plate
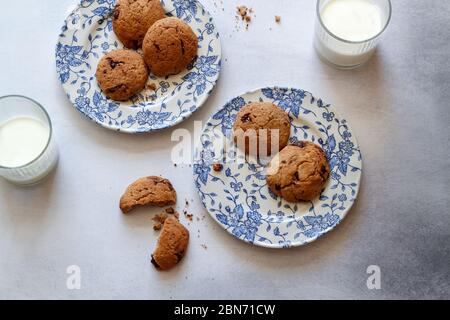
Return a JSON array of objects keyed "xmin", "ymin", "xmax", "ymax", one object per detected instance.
[
  {"xmin": 193, "ymin": 87, "xmax": 362, "ymax": 248},
  {"xmin": 56, "ymin": 0, "xmax": 221, "ymax": 133}
]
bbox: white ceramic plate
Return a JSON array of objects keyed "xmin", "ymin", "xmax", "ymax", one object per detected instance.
[
  {"xmin": 56, "ymin": 0, "xmax": 221, "ymax": 133},
  {"xmin": 193, "ymin": 87, "xmax": 362, "ymax": 248}
]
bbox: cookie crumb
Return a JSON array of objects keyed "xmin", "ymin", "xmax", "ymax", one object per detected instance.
[
  {"xmin": 153, "ymin": 212, "xmax": 168, "ymax": 225},
  {"xmin": 153, "ymin": 207, "xmax": 179, "ymax": 230},
  {"xmin": 148, "ymin": 83, "xmax": 157, "ymax": 91},
  {"xmin": 153, "ymin": 223, "xmax": 162, "ymax": 231},
  {"xmin": 213, "ymin": 163, "xmax": 223, "ymax": 172},
  {"xmin": 186, "ymin": 213, "xmax": 193, "ymax": 221},
  {"xmin": 237, "ymin": 5, "xmax": 248, "ymax": 18},
  {"xmin": 201, "ymin": 244, "xmax": 208, "ymax": 250},
  {"xmin": 165, "ymin": 207, "xmax": 175, "ymax": 214},
  {"xmin": 275, "ymin": 15, "xmax": 281, "ymax": 23},
  {"xmin": 236, "ymin": 5, "xmax": 253, "ymax": 29}
]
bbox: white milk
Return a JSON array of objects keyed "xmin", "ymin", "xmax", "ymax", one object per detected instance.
[
  {"xmin": 0, "ymin": 117, "xmax": 50, "ymax": 168},
  {"xmin": 321, "ymin": 0, "xmax": 382, "ymax": 42},
  {"xmin": 315, "ymin": 0, "xmax": 384, "ymax": 67}
]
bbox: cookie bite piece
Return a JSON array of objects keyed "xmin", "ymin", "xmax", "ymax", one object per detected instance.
[
  {"xmin": 142, "ymin": 17, "xmax": 198, "ymax": 77},
  {"xmin": 119, "ymin": 176, "xmax": 176, "ymax": 213},
  {"xmin": 266, "ymin": 141, "xmax": 330, "ymax": 202},
  {"xmin": 96, "ymin": 49, "xmax": 148, "ymax": 101},
  {"xmin": 233, "ymin": 102, "xmax": 291, "ymax": 156},
  {"xmin": 151, "ymin": 216, "xmax": 189, "ymax": 270},
  {"xmin": 112, "ymin": 0, "xmax": 165, "ymax": 49}
]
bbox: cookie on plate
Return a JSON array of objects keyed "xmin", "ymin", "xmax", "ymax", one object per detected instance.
[
  {"xmin": 96, "ymin": 49, "xmax": 148, "ymax": 101},
  {"xmin": 142, "ymin": 17, "xmax": 198, "ymax": 77},
  {"xmin": 233, "ymin": 102, "xmax": 291, "ymax": 156},
  {"xmin": 112, "ymin": 0, "xmax": 165, "ymax": 49},
  {"xmin": 119, "ymin": 176, "xmax": 176, "ymax": 213},
  {"xmin": 151, "ymin": 216, "xmax": 189, "ymax": 270},
  {"xmin": 266, "ymin": 141, "xmax": 330, "ymax": 202}
]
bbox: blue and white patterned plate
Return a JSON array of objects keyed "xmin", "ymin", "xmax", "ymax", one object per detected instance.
[
  {"xmin": 56, "ymin": 0, "xmax": 221, "ymax": 133},
  {"xmin": 193, "ymin": 87, "xmax": 362, "ymax": 248}
]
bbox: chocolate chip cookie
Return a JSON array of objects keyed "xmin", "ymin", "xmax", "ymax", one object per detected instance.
[
  {"xmin": 112, "ymin": 0, "xmax": 165, "ymax": 49},
  {"xmin": 119, "ymin": 176, "xmax": 177, "ymax": 213},
  {"xmin": 266, "ymin": 141, "xmax": 330, "ymax": 202},
  {"xmin": 142, "ymin": 17, "xmax": 198, "ymax": 77},
  {"xmin": 96, "ymin": 49, "xmax": 148, "ymax": 101},
  {"xmin": 151, "ymin": 216, "xmax": 189, "ymax": 270},
  {"xmin": 233, "ymin": 102, "xmax": 291, "ymax": 156}
]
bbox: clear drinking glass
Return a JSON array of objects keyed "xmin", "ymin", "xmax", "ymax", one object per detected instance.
[
  {"xmin": 0, "ymin": 95, "xmax": 59, "ymax": 185},
  {"xmin": 314, "ymin": 0, "xmax": 392, "ymax": 69}
]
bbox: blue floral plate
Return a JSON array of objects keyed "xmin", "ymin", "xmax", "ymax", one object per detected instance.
[
  {"xmin": 56, "ymin": 0, "xmax": 221, "ymax": 133},
  {"xmin": 193, "ymin": 87, "xmax": 362, "ymax": 248}
]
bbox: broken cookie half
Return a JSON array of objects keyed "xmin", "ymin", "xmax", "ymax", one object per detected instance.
[
  {"xmin": 151, "ymin": 216, "xmax": 189, "ymax": 270},
  {"xmin": 119, "ymin": 176, "xmax": 176, "ymax": 213}
]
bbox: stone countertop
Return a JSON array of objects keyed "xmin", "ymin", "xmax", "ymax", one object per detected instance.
[{"xmin": 0, "ymin": 0, "xmax": 448, "ymax": 299}]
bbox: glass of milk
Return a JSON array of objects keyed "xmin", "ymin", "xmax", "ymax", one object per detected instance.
[
  {"xmin": 314, "ymin": 0, "xmax": 392, "ymax": 68},
  {"xmin": 0, "ymin": 95, "xmax": 58, "ymax": 185}
]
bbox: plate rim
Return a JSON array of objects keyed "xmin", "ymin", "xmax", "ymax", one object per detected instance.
[
  {"xmin": 193, "ymin": 86, "xmax": 363, "ymax": 249},
  {"xmin": 56, "ymin": 0, "xmax": 222, "ymax": 134}
]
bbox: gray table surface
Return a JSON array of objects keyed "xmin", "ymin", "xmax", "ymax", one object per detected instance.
[{"xmin": 0, "ymin": 0, "xmax": 449, "ymax": 299}]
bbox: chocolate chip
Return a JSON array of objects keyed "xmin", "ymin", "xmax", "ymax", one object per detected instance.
[
  {"xmin": 106, "ymin": 83, "xmax": 124, "ymax": 93},
  {"xmin": 107, "ymin": 58, "xmax": 121, "ymax": 69},
  {"xmin": 180, "ymin": 39, "xmax": 185, "ymax": 55},
  {"xmin": 241, "ymin": 113, "xmax": 252, "ymax": 123},
  {"xmin": 292, "ymin": 141, "xmax": 306, "ymax": 148},
  {"xmin": 165, "ymin": 207, "xmax": 175, "ymax": 214},
  {"xmin": 150, "ymin": 255, "xmax": 160, "ymax": 269},
  {"xmin": 113, "ymin": 8, "xmax": 120, "ymax": 19},
  {"xmin": 320, "ymin": 165, "xmax": 329, "ymax": 181},
  {"xmin": 275, "ymin": 184, "xmax": 281, "ymax": 191},
  {"xmin": 294, "ymin": 172, "xmax": 299, "ymax": 180},
  {"xmin": 175, "ymin": 251, "xmax": 184, "ymax": 262}
]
